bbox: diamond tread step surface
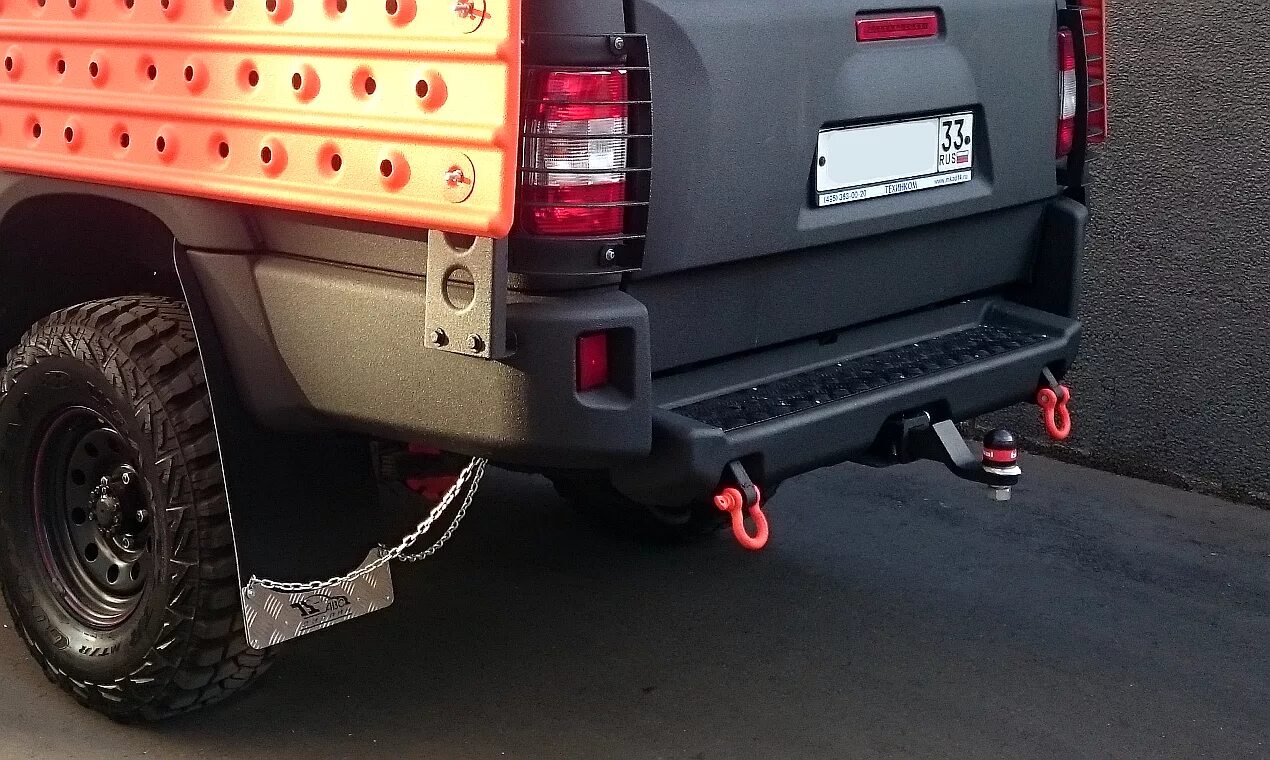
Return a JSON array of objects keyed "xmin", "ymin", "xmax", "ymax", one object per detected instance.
[{"xmin": 675, "ymin": 323, "xmax": 1052, "ymax": 432}]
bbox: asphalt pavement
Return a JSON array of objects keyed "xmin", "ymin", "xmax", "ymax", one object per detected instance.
[{"xmin": 1, "ymin": 456, "xmax": 1268, "ymax": 759}]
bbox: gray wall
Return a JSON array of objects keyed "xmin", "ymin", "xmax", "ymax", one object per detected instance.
[{"xmin": 983, "ymin": 1, "xmax": 1270, "ymax": 504}]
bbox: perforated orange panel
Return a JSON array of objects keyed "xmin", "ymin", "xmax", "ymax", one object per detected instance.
[{"xmin": 0, "ymin": 0, "xmax": 520, "ymax": 236}]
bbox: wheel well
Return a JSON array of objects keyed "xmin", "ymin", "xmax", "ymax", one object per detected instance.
[{"xmin": 0, "ymin": 195, "xmax": 182, "ymax": 354}]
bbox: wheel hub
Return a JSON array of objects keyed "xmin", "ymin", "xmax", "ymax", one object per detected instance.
[{"xmin": 88, "ymin": 466, "xmax": 147, "ymax": 546}]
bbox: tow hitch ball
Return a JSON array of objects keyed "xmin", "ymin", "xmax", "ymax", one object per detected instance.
[
  {"xmin": 887, "ymin": 415, "xmax": 1022, "ymax": 501},
  {"xmin": 981, "ymin": 428, "xmax": 1022, "ymax": 501}
]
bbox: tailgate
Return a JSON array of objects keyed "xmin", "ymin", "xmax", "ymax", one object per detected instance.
[{"xmin": 626, "ymin": 0, "xmax": 1060, "ymax": 276}]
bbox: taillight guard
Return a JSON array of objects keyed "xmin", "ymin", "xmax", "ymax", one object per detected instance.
[
  {"xmin": 514, "ymin": 34, "xmax": 652, "ymax": 275},
  {"xmin": 1077, "ymin": 0, "xmax": 1108, "ymax": 144}
]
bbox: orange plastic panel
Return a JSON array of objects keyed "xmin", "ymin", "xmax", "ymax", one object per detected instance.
[{"xmin": 0, "ymin": 0, "xmax": 521, "ymax": 236}]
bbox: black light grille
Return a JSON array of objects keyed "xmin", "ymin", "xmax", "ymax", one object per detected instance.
[{"xmin": 512, "ymin": 34, "xmax": 652, "ymax": 274}]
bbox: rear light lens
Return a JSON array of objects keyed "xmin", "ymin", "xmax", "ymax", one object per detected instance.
[
  {"xmin": 1077, "ymin": 0, "xmax": 1108, "ymax": 143},
  {"xmin": 576, "ymin": 332, "xmax": 610, "ymax": 392},
  {"xmin": 855, "ymin": 12, "xmax": 940, "ymax": 42},
  {"xmin": 521, "ymin": 70, "xmax": 630, "ymax": 236},
  {"xmin": 1056, "ymin": 28, "xmax": 1078, "ymax": 158}
]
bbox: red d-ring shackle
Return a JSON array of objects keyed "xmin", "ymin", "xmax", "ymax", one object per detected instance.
[
  {"xmin": 1036, "ymin": 385, "xmax": 1072, "ymax": 441},
  {"xmin": 713, "ymin": 485, "xmax": 769, "ymax": 551}
]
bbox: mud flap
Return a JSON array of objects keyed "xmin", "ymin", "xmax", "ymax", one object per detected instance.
[{"xmin": 175, "ymin": 249, "xmax": 410, "ymax": 648}]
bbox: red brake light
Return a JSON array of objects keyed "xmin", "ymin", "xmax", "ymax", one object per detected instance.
[
  {"xmin": 521, "ymin": 70, "xmax": 630, "ymax": 237},
  {"xmin": 855, "ymin": 12, "xmax": 940, "ymax": 42},
  {"xmin": 1056, "ymin": 28, "xmax": 1078, "ymax": 158},
  {"xmin": 1077, "ymin": 0, "xmax": 1108, "ymax": 143},
  {"xmin": 576, "ymin": 332, "xmax": 610, "ymax": 392}
]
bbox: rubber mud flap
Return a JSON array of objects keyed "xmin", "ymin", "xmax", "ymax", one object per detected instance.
[{"xmin": 175, "ymin": 249, "xmax": 413, "ymax": 646}]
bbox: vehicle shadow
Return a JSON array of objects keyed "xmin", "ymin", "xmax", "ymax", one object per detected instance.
[
  {"xmin": 146, "ymin": 469, "xmax": 900, "ymax": 757},
  {"xmin": 135, "ymin": 463, "xmax": 1270, "ymax": 760}
]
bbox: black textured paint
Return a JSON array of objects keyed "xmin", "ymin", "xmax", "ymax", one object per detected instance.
[
  {"xmin": 983, "ymin": 2, "xmax": 1270, "ymax": 505},
  {"xmin": 682, "ymin": 323, "xmax": 1050, "ymax": 431}
]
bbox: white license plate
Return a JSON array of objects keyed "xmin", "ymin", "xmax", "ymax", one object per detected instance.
[{"xmin": 815, "ymin": 113, "xmax": 974, "ymax": 207}]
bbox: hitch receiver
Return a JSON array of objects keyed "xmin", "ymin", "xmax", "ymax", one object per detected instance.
[{"xmin": 884, "ymin": 413, "xmax": 1022, "ymax": 501}]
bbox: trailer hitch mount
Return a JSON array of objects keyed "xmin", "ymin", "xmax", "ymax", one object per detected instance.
[{"xmin": 884, "ymin": 413, "xmax": 1022, "ymax": 501}]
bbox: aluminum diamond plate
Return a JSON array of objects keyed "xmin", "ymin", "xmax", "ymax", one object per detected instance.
[{"xmin": 241, "ymin": 549, "xmax": 394, "ymax": 649}]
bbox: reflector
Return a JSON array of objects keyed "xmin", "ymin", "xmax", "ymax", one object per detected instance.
[{"xmin": 576, "ymin": 332, "xmax": 610, "ymax": 392}]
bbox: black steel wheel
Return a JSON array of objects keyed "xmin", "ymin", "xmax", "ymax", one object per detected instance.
[
  {"xmin": 0, "ymin": 297, "xmax": 272, "ymax": 721},
  {"xmin": 33, "ymin": 410, "xmax": 153, "ymax": 628}
]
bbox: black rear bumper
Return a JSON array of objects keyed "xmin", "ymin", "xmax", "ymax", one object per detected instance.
[
  {"xmin": 609, "ymin": 299, "xmax": 1080, "ymax": 505},
  {"xmin": 181, "ymin": 197, "xmax": 1084, "ymax": 490}
]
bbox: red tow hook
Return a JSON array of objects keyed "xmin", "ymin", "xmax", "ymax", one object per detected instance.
[
  {"xmin": 713, "ymin": 461, "xmax": 769, "ymax": 551},
  {"xmin": 404, "ymin": 443, "xmax": 461, "ymax": 503},
  {"xmin": 1036, "ymin": 369, "xmax": 1073, "ymax": 441}
]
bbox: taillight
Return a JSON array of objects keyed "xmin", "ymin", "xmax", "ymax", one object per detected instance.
[
  {"xmin": 1077, "ymin": 0, "xmax": 1108, "ymax": 144},
  {"xmin": 1056, "ymin": 28, "xmax": 1078, "ymax": 158},
  {"xmin": 521, "ymin": 69, "xmax": 630, "ymax": 237}
]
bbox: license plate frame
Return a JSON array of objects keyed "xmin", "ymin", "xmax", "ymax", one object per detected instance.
[{"xmin": 815, "ymin": 112, "xmax": 975, "ymax": 207}]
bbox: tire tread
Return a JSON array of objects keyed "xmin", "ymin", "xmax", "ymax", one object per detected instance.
[{"xmin": 0, "ymin": 296, "xmax": 272, "ymax": 722}]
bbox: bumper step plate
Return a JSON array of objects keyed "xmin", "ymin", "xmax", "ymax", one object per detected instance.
[{"xmin": 677, "ymin": 322, "xmax": 1051, "ymax": 432}]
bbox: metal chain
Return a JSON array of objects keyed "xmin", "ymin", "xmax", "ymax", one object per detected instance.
[
  {"xmin": 245, "ymin": 457, "xmax": 488, "ymax": 594},
  {"xmin": 394, "ymin": 458, "xmax": 484, "ymax": 562}
]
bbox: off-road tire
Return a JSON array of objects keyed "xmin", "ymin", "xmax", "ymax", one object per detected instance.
[
  {"xmin": 550, "ymin": 472, "xmax": 728, "ymax": 544},
  {"xmin": 0, "ymin": 297, "xmax": 272, "ymax": 721}
]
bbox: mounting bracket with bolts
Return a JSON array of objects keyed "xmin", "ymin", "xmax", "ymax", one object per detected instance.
[{"xmin": 423, "ymin": 230, "xmax": 507, "ymax": 360}]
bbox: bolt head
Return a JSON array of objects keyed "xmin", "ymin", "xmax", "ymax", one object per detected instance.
[
  {"xmin": 466, "ymin": 335, "xmax": 486, "ymax": 353},
  {"xmin": 135, "ymin": 510, "xmax": 148, "ymax": 522},
  {"xmin": 119, "ymin": 536, "xmax": 132, "ymax": 549},
  {"xmin": 988, "ymin": 486, "xmax": 1012, "ymax": 502},
  {"xmin": 609, "ymin": 35, "xmax": 626, "ymax": 55},
  {"xmin": 430, "ymin": 328, "xmax": 448, "ymax": 347},
  {"xmin": 601, "ymin": 247, "xmax": 619, "ymax": 263},
  {"xmin": 120, "ymin": 472, "xmax": 132, "ymax": 485}
]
